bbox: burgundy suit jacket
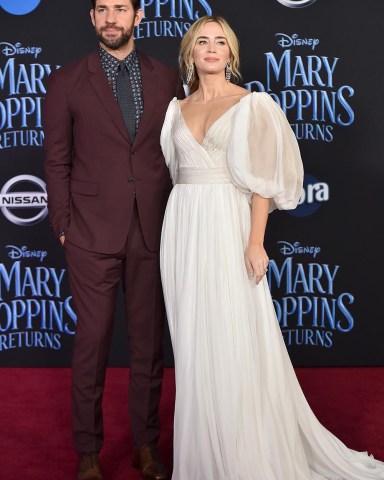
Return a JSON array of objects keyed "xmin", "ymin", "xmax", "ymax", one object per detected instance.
[{"xmin": 43, "ymin": 49, "xmax": 183, "ymax": 253}]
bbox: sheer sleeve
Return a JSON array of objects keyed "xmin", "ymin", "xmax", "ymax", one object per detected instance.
[
  {"xmin": 228, "ymin": 92, "xmax": 303, "ymax": 212},
  {"xmin": 160, "ymin": 97, "xmax": 178, "ymax": 185}
]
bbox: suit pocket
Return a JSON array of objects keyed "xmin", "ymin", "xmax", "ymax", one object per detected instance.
[{"xmin": 70, "ymin": 179, "xmax": 98, "ymax": 196}]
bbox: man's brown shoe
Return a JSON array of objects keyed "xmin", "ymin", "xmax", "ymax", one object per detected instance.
[
  {"xmin": 77, "ymin": 453, "xmax": 104, "ymax": 480},
  {"xmin": 132, "ymin": 443, "xmax": 168, "ymax": 480}
]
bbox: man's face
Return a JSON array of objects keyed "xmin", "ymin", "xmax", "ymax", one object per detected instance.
[{"xmin": 90, "ymin": 0, "xmax": 142, "ymax": 51}]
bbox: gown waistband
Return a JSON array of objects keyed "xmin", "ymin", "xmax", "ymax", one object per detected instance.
[{"xmin": 177, "ymin": 167, "xmax": 232, "ymax": 184}]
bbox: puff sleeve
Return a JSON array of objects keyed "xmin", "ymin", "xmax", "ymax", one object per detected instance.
[
  {"xmin": 160, "ymin": 97, "xmax": 178, "ymax": 185},
  {"xmin": 228, "ymin": 92, "xmax": 303, "ymax": 212}
]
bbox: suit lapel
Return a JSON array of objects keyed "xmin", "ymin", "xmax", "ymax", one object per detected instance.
[
  {"xmin": 134, "ymin": 51, "xmax": 157, "ymax": 146},
  {"xmin": 87, "ymin": 50, "xmax": 131, "ymax": 144}
]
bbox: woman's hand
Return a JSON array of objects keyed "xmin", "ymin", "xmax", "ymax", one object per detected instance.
[{"xmin": 244, "ymin": 243, "xmax": 269, "ymax": 285}]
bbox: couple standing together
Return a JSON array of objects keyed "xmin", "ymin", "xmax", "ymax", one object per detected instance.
[{"xmin": 43, "ymin": 1, "xmax": 384, "ymax": 479}]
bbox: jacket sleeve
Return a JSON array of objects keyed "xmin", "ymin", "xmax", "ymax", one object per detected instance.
[{"xmin": 43, "ymin": 70, "xmax": 73, "ymax": 236}]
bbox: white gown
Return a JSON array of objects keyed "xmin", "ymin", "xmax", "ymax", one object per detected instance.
[{"xmin": 159, "ymin": 92, "xmax": 384, "ymax": 480}]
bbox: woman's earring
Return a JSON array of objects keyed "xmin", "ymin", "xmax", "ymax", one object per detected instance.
[
  {"xmin": 225, "ymin": 62, "xmax": 231, "ymax": 82},
  {"xmin": 186, "ymin": 64, "xmax": 193, "ymax": 84}
]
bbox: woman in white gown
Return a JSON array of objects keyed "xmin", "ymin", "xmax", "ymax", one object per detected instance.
[{"xmin": 159, "ymin": 15, "xmax": 384, "ymax": 480}]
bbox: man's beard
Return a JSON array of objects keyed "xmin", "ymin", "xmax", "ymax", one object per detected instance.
[{"xmin": 96, "ymin": 23, "xmax": 134, "ymax": 50}]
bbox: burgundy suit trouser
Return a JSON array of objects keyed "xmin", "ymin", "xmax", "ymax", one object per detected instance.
[{"xmin": 64, "ymin": 202, "xmax": 165, "ymax": 455}]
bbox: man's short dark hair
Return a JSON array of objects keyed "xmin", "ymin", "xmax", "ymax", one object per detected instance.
[{"xmin": 90, "ymin": 0, "xmax": 141, "ymax": 11}]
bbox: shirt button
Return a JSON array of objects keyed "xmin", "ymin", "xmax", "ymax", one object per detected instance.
[{"xmin": 128, "ymin": 177, "xmax": 135, "ymax": 184}]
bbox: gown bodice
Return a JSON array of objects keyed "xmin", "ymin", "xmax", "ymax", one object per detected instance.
[
  {"xmin": 173, "ymin": 99, "xmax": 236, "ymax": 169},
  {"xmin": 161, "ymin": 92, "xmax": 304, "ymax": 211}
]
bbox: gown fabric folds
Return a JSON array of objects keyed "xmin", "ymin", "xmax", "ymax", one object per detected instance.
[{"xmin": 159, "ymin": 92, "xmax": 384, "ymax": 480}]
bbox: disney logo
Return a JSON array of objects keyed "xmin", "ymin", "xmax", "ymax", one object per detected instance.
[
  {"xmin": 6, "ymin": 245, "xmax": 48, "ymax": 262},
  {"xmin": 278, "ymin": 241, "xmax": 321, "ymax": 258},
  {"xmin": 275, "ymin": 33, "xmax": 319, "ymax": 51},
  {"xmin": 0, "ymin": 42, "xmax": 42, "ymax": 59}
]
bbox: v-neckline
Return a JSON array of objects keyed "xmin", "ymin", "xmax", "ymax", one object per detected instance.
[{"xmin": 177, "ymin": 95, "xmax": 250, "ymax": 146}]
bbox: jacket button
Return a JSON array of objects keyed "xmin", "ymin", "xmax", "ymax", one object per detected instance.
[{"xmin": 128, "ymin": 177, "xmax": 135, "ymax": 184}]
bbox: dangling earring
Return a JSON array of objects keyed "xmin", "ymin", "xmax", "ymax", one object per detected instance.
[
  {"xmin": 225, "ymin": 61, "xmax": 231, "ymax": 82},
  {"xmin": 186, "ymin": 64, "xmax": 193, "ymax": 84}
]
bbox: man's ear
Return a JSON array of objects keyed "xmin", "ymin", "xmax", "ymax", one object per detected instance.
[
  {"xmin": 90, "ymin": 9, "xmax": 96, "ymax": 28},
  {"xmin": 134, "ymin": 8, "xmax": 143, "ymax": 28}
]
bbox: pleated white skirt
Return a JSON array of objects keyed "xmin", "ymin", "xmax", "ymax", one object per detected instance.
[{"xmin": 160, "ymin": 182, "xmax": 384, "ymax": 480}]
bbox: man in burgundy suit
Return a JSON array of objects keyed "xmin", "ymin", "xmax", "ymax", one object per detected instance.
[{"xmin": 43, "ymin": 1, "xmax": 183, "ymax": 479}]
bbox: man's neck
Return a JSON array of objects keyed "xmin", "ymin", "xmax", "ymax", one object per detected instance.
[{"xmin": 99, "ymin": 40, "xmax": 134, "ymax": 61}]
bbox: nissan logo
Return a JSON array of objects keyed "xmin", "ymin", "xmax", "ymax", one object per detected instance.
[
  {"xmin": 0, "ymin": 175, "xmax": 48, "ymax": 226},
  {"xmin": 276, "ymin": 0, "xmax": 318, "ymax": 8}
]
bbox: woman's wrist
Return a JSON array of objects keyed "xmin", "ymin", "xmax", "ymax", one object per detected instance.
[{"xmin": 247, "ymin": 239, "xmax": 264, "ymax": 248}]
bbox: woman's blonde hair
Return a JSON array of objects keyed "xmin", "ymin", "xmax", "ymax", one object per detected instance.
[{"xmin": 179, "ymin": 16, "xmax": 241, "ymax": 93}]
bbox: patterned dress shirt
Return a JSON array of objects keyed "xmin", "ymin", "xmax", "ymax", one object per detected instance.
[{"xmin": 99, "ymin": 45, "xmax": 144, "ymax": 133}]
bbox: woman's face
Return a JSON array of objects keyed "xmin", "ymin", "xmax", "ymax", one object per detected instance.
[{"xmin": 192, "ymin": 21, "xmax": 230, "ymax": 78}]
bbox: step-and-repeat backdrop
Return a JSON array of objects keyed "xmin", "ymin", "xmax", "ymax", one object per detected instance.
[{"xmin": 0, "ymin": 0, "xmax": 383, "ymax": 366}]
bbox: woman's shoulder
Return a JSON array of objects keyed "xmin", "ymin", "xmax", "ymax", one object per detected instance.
[
  {"xmin": 237, "ymin": 91, "xmax": 277, "ymax": 111},
  {"xmin": 231, "ymin": 88, "xmax": 273, "ymax": 106},
  {"xmin": 231, "ymin": 84, "xmax": 250, "ymax": 96},
  {"xmin": 162, "ymin": 97, "xmax": 179, "ymax": 123},
  {"xmin": 237, "ymin": 89, "xmax": 270, "ymax": 101},
  {"xmin": 233, "ymin": 91, "xmax": 277, "ymax": 123},
  {"xmin": 166, "ymin": 97, "xmax": 179, "ymax": 110},
  {"xmin": 178, "ymin": 93, "xmax": 196, "ymax": 107}
]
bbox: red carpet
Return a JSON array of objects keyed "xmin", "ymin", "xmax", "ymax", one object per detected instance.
[{"xmin": 1, "ymin": 368, "xmax": 383, "ymax": 480}]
